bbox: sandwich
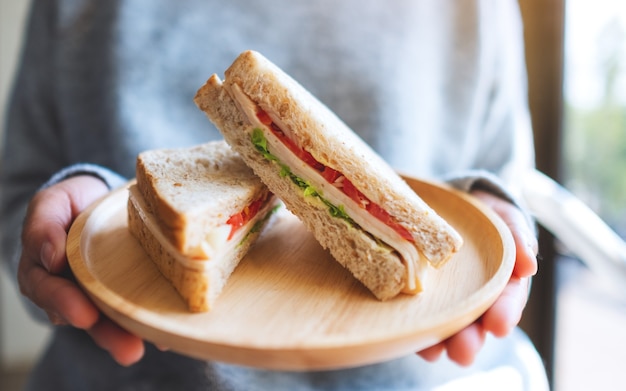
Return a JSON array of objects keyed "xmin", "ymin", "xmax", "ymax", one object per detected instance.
[
  {"xmin": 194, "ymin": 50, "xmax": 463, "ymax": 300},
  {"xmin": 127, "ymin": 140, "xmax": 279, "ymax": 312}
]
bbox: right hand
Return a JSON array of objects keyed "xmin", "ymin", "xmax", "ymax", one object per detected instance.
[
  {"xmin": 417, "ymin": 190, "xmax": 538, "ymax": 366},
  {"xmin": 18, "ymin": 175, "xmax": 145, "ymax": 366}
]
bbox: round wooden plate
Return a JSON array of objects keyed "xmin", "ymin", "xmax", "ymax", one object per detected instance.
[{"xmin": 67, "ymin": 176, "xmax": 514, "ymax": 371}]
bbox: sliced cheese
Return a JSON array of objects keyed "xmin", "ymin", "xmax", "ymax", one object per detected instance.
[
  {"xmin": 129, "ymin": 185, "xmax": 275, "ymax": 272},
  {"xmin": 228, "ymin": 84, "xmax": 425, "ymax": 292}
]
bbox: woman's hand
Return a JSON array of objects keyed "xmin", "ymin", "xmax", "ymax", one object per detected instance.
[
  {"xmin": 18, "ymin": 175, "xmax": 145, "ymax": 366},
  {"xmin": 417, "ymin": 190, "xmax": 538, "ymax": 366}
]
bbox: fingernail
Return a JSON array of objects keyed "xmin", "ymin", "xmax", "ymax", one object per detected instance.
[
  {"xmin": 525, "ymin": 241, "xmax": 535, "ymax": 258},
  {"xmin": 525, "ymin": 242, "xmax": 539, "ymax": 275},
  {"xmin": 48, "ymin": 312, "xmax": 68, "ymax": 326},
  {"xmin": 41, "ymin": 241, "xmax": 55, "ymax": 271},
  {"xmin": 522, "ymin": 230, "xmax": 536, "ymax": 252},
  {"xmin": 155, "ymin": 344, "xmax": 170, "ymax": 352}
]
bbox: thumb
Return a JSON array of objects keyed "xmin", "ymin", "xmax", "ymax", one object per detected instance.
[{"xmin": 23, "ymin": 176, "xmax": 109, "ymax": 273}]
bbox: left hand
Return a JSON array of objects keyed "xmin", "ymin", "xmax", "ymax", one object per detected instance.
[
  {"xmin": 417, "ymin": 190, "xmax": 538, "ymax": 366},
  {"xmin": 18, "ymin": 176, "xmax": 145, "ymax": 366}
]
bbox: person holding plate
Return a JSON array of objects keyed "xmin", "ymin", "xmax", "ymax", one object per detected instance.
[{"xmin": 1, "ymin": 0, "xmax": 547, "ymax": 390}]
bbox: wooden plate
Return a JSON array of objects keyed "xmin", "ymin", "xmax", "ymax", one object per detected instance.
[{"xmin": 67, "ymin": 176, "xmax": 514, "ymax": 371}]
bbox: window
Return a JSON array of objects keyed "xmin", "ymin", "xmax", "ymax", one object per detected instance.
[{"xmin": 555, "ymin": 1, "xmax": 626, "ymax": 390}]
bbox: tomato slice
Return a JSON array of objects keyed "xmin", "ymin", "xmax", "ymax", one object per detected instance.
[
  {"xmin": 257, "ymin": 111, "xmax": 273, "ymax": 126},
  {"xmin": 226, "ymin": 213, "xmax": 245, "ymax": 240},
  {"xmin": 245, "ymin": 198, "xmax": 264, "ymax": 220},
  {"xmin": 366, "ymin": 203, "xmax": 415, "ymax": 242},
  {"xmin": 255, "ymin": 109, "xmax": 414, "ymax": 243},
  {"xmin": 321, "ymin": 166, "xmax": 342, "ymax": 183},
  {"xmin": 344, "ymin": 179, "xmax": 415, "ymax": 242},
  {"xmin": 342, "ymin": 179, "xmax": 368, "ymax": 208},
  {"xmin": 226, "ymin": 193, "xmax": 270, "ymax": 240}
]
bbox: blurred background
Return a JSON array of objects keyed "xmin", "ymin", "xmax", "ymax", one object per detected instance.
[
  {"xmin": 1, "ymin": 1, "xmax": 52, "ymax": 390},
  {"xmin": 1, "ymin": 1, "xmax": 625, "ymax": 390},
  {"xmin": 552, "ymin": 0, "xmax": 626, "ymax": 389}
]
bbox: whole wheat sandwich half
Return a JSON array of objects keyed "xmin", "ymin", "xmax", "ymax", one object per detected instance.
[
  {"xmin": 127, "ymin": 140, "xmax": 279, "ymax": 312},
  {"xmin": 194, "ymin": 50, "xmax": 463, "ymax": 300}
]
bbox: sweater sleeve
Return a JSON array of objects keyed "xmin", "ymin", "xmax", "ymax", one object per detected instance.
[
  {"xmin": 444, "ymin": 169, "xmax": 536, "ymax": 235},
  {"xmin": 1, "ymin": 161, "xmax": 126, "ymax": 322},
  {"xmin": 2, "ymin": 0, "xmax": 60, "ymax": 280},
  {"xmin": 0, "ymin": 1, "xmax": 127, "ymax": 321},
  {"xmin": 443, "ymin": 1, "xmax": 536, "ymax": 234},
  {"xmin": 468, "ymin": 0, "xmax": 535, "ymax": 199}
]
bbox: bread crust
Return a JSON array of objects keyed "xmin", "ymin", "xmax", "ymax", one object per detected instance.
[
  {"xmin": 135, "ymin": 141, "xmax": 267, "ymax": 256},
  {"xmin": 194, "ymin": 51, "xmax": 463, "ymax": 299},
  {"xmin": 127, "ymin": 190, "xmax": 268, "ymax": 312},
  {"xmin": 219, "ymin": 51, "xmax": 461, "ymax": 266},
  {"xmin": 195, "ymin": 75, "xmax": 405, "ymax": 300}
]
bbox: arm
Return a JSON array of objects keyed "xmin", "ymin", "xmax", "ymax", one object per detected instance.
[
  {"xmin": 417, "ymin": 0, "xmax": 538, "ymax": 365},
  {"xmin": 1, "ymin": 1, "xmax": 143, "ymax": 365},
  {"xmin": 1, "ymin": 0, "xmax": 61, "ymax": 299}
]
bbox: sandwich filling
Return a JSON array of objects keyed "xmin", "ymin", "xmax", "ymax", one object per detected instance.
[
  {"xmin": 225, "ymin": 190, "xmax": 273, "ymax": 241},
  {"xmin": 227, "ymin": 84, "xmax": 424, "ymax": 293},
  {"xmin": 129, "ymin": 185, "xmax": 279, "ymax": 272}
]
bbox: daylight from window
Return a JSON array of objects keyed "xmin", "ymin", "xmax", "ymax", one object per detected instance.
[
  {"xmin": 563, "ymin": 0, "xmax": 626, "ymax": 236},
  {"xmin": 556, "ymin": 1, "xmax": 626, "ymax": 390}
]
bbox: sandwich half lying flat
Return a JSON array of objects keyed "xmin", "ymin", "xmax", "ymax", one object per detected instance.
[
  {"xmin": 127, "ymin": 141, "xmax": 278, "ymax": 312},
  {"xmin": 194, "ymin": 51, "xmax": 463, "ymax": 300}
]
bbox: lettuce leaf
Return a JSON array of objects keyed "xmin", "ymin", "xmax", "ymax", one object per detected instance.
[
  {"xmin": 250, "ymin": 128, "xmax": 355, "ymax": 225},
  {"xmin": 239, "ymin": 203, "xmax": 282, "ymax": 246}
]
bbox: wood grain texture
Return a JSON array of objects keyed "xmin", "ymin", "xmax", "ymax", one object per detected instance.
[{"xmin": 67, "ymin": 176, "xmax": 515, "ymax": 371}]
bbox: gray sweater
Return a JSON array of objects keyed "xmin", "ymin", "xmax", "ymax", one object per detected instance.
[{"xmin": 1, "ymin": 0, "xmax": 541, "ymax": 389}]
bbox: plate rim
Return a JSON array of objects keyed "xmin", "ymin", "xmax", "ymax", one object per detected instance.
[{"xmin": 67, "ymin": 175, "xmax": 515, "ymax": 370}]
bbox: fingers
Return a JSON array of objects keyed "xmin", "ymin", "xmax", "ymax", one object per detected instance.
[
  {"xmin": 444, "ymin": 323, "xmax": 486, "ymax": 366},
  {"xmin": 428, "ymin": 277, "xmax": 529, "ymax": 365},
  {"xmin": 21, "ymin": 176, "xmax": 109, "ymax": 272},
  {"xmin": 512, "ymin": 230, "xmax": 538, "ymax": 278},
  {"xmin": 418, "ymin": 190, "xmax": 537, "ymax": 366},
  {"xmin": 155, "ymin": 344, "xmax": 171, "ymax": 352},
  {"xmin": 18, "ymin": 260, "xmax": 99, "ymax": 328},
  {"xmin": 481, "ymin": 277, "xmax": 530, "ymax": 337},
  {"xmin": 417, "ymin": 343, "xmax": 445, "ymax": 362},
  {"xmin": 16, "ymin": 176, "xmax": 146, "ymax": 366},
  {"xmin": 87, "ymin": 318, "xmax": 145, "ymax": 366},
  {"xmin": 504, "ymin": 209, "xmax": 538, "ymax": 278},
  {"xmin": 469, "ymin": 191, "xmax": 535, "ymax": 336},
  {"xmin": 417, "ymin": 324, "xmax": 487, "ymax": 366},
  {"xmin": 21, "ymin": 190, "xmax": 73, "ymax": 274},
  {"xmin": 471, "ymin": 190, "xmax": 538, "ymax": 278},
  {"xmin": 19, "ymin": 177, "xmax": 107, "ymax": 327}
]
